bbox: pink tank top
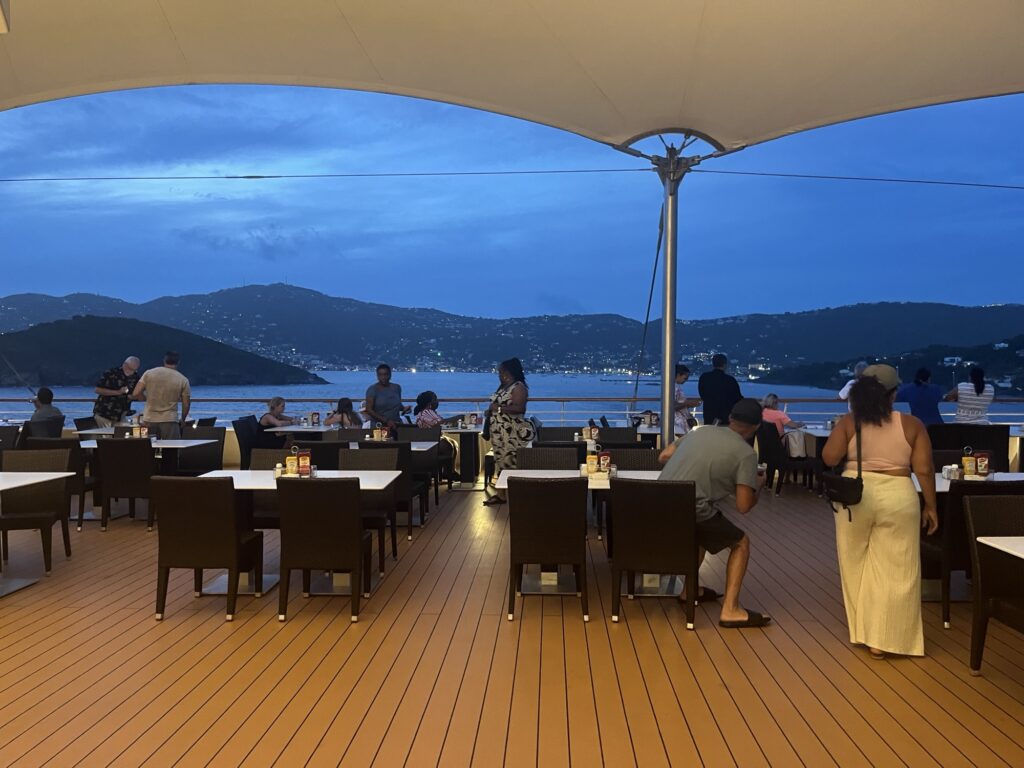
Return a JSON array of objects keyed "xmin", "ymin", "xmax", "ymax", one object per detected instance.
[{"xmin": 846, "ymin": 413, "xmax": 912, "ymax": 472}]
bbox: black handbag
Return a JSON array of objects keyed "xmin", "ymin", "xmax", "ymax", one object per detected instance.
[{"xmin": 823, "ymin": 421, "xmax": 862, "ymax": 519}]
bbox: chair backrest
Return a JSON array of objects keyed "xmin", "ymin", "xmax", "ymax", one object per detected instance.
[
  {"xmin": 151, "ymin": 477, "xmax": 244, "ymax": 566},
  {"xmin": 231, "ymin": 416, "xmax": 259, "ymax": 470},
  {"xmin": 195, "ymin": 417, "xmax": 217, "ymax": 427},
  {"xmin": 599, "ymin": 415, "xmax": 611, "ymax": 428},
  {"xmin": 277, "ymin": 478, "xmax": 364, "ymax": 566},
  {"xmin": 25, "ymin": 417, "xmax": 65, "ymax": 439},
  {"xmin": 516, "ymin": 447, "xmax": 580, "ymax": 470},
  {"xmin": 0, "ymin": 424, "xmax": 20, "ymax": 451},
  {"xmin": 176, "ymin": 426, "xmax": 227, "ymax": 473},
  {"xmin": 356, "ymin": 442, "xmax": 412, "ymax": 500},
  {"xmin": 536, "ymin": 426, "xmax": 587, "ymax": 442},
  {"xmin": 113, "ymin": 425, "xmax": 134, "ymax": 439},
  {"xmin": 96, "ymin": 439, "xmax": 156, "ymax": 498},
  {"xmin": 339, "ymin": 447, "xmax": 398, "ymax": 471},
  {"xmin": 73, "ymin": 416, "xmax": 98, "ymax": 431},
  {"xmin": 507, "ymin": 477, "xmax": 588, "ymax": 563},
  {"xmin": 756, "ymin": 423, "xmax": 786, "ymax": 467},
  {"xmin": 936, "ymin": 480, "xmax": 1024, "ymax": 569},
  {"xmin": 394, "ymin": 426, "xmax": 442, "ymax": 442},
  {"xmin": 927, "ymin": 424, "xmax": 1010, "ymax": 472},
  {"xmin": 964, "ymin": 495, "xmax": 1024, "ymax": 604},
  {"xmin": 250, "ymin": 448, "xmax": 292, "ymax": 470},
  {"xmin": 1, "ymin": 449, "xmax": 70, "ymax": 515},
  {"xmin": 334, "ymin": 428, "xmax": 370, "ymax": 442},
  {"xmin": 25, "ymin": 437, "xmax": 88, "ymax": 486},
  {"xmin": 531, "ymin": 441, "xmax": 587, "ymax": 466},
  {"xmin": 610, "ymin": 479, "xmax": 696, "ymax": 572},
  {"xmin": 291, "ymin": 440, "xmax": 342, "ymax": 471},
  {"xmin": 607, "ymin": 448, "xmax": 662, "ymax": 471},
  {"xmin": 598, "ymin": 440, "xmax": 646, "ymax": 451}
]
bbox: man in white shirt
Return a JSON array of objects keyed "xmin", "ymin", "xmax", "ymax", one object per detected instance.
[
  {"xmin": 674, "ymin": 363, "xmax": 700, "ymax": 435},
  {"xmin": 838, "ymin": 361, "xmax": 868, "ymax": 410}
]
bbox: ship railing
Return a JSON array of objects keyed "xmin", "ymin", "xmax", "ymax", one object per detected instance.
[{"xmin": 2, "ymin": 396, "xmax": 1023, "ymax": 426}]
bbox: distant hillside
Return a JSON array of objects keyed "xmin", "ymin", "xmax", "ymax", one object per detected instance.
[
  {"xmin": 758, "ymin": 334, "xmax": 1024, "ymax": 395},
  {"xmin": 2, "ymin": 287, "xmax": 1023, "ymax": 372},
  {"xmin": 0, "ymin": 316, "xmax": 327, "ymax": 387}
]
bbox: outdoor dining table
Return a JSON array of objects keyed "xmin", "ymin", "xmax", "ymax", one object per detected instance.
[
  {"xmin": 495, "ymin": 468, "xmax": 661, "ymax": 489},
  {"xmin": 0, "ymin": 471, "xmax": 75, "ymax": 597},
  {"xmin": 914, "ymin": 472, "xmax": 1024, "ymax": 494},
  {"xmin": 199, "ymin": 469, "xmax": 402, "ymax": 596},
  {"xmin": 442, "ymin": 424, "xmax": 484, "ymax": 485},
  {"xmin": 265, "ymin": 425, "xmax": 340, "ymax": 435},
  {"xmin": 978, "ymin": 536, "xmax": 1024, "ymax": 560}
]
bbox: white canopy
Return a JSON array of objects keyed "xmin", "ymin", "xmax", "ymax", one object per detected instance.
[{"xmin": 1, "ymin": 0, "xmax": 1023, "ymax": 152}]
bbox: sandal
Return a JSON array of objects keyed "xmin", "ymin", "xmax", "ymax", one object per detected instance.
[
  {"xmin": 719, "ymin": 610, "xmax": 771, "ymax": 628},
  {"xmin": 868, "ymin": 648, "xmax": 886, "ymax": 660},
  {"xmin": 482, "ymin": 496, "xmax": 504, "ymax": 506}
]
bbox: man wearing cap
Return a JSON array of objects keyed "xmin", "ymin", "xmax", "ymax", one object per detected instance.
[{"xmin": 657, "ymin": 398, "xmax": 771, "ymax": 628}]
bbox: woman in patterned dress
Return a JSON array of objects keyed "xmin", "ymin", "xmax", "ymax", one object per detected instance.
[{"xmin": 483, "ymin": 358, "xmax": 535, "ymax": 506}]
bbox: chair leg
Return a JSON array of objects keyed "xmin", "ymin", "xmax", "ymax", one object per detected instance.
[
  {"xmin": 101, "ymin": 498, "xmax": 110, "ymax": 531},
  {"xmin": 578, "ymin": 561, "xmax": 589, "ymax": 622},
  {"xmin": 278, "ymin": 568, "xmax": 290, "ymax": 621},
  {"xmin": 302, "ymin": 569, "xmax": 311, "ymax": 597},
  {"xmin": 254, "ymin": 545, "xmax": 264, "ymax": 598},
  {"xmin": 40, "ymin": 525, "xmax": 53, "ymax": 574},
  {"xmin": 434, "ymin": 470, "xmax": 441, "ymax": 505},
  {"xmin": 226, "ymin": 569, "xmax": 239, "ymax": 621},
  {"xmin": 627, "ymin": 570, "xmax": 636, "ymax": 599},
  {"xmin": 685, "ymin": 562, "xmax": 697, "ymax": 630},
  {"xmin": 970, "ymin": 609, "xmax": 989, "ymax": 675},
  {"xmin": 508, "ymin": 563, "xmax": 518, "ymax": 620},
  {"xmin": 155, "ymin": 565, "xmax": 170, "ymax": 619},
  {"xmin": 78, "ymin": 492, "xmax": 86, "ymax": 530},
  {"xmin": 389, "ymin": 510, "xmax": 398, "ymax": 558},
  {"xmin": 941, "ymin": 564, "xmax": 952, "ymax": 629},
  {"xmin": 194, "ymin": 569, "xmax": 203, "ymax": 597},
  {"xmin": 407, "ymin": 502, "xmax": 414, "ymax": 542},
  {"xmin": 61, "ymin": 518, "xmax": 72, "ymax": 557},
  {"xmin": 363, "ymin": 538, "xmax": 372, "ymax": 598},
  {"xmin": 129, "ymin": 498, "xmax": 136, "ymax": 519},
  {"xmin": 611, "ymin": 567, "xmax": 621, "ymax": 622},
  {"xmin": 147, "ymin": 496, "xmax": 156, "ymax": 531},
  {"xmin": 377, "ymin": 527, "xmax": 386, "ymax": 576}
]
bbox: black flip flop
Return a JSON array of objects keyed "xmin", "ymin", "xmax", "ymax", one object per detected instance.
[{"xmin": 719, "ymin": 610, "xmax": 771, "ymax": 628}]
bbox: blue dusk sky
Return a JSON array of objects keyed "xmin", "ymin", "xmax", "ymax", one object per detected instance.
[{"xmin": 0, "ymin": 85, "xmax": 1022, "ymax": 320}]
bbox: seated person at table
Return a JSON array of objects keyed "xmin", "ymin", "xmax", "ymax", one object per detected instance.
[
  {"xmin": 257, "ymin": 397, "xmax": 294, "ymax": 447},
  {"xmin": 413, "ymin": 391, "xmax": 462, "ymax": 428},
  {"xmin": 760, "ymin": 393, "xmax": 804, "ymax": 436},
  {"xmin": 30, "ymin": 387, "xmax": 64, "ymax": 421},
  {"xmin": 325, "ymin": 397, "xmax": 364, "ymax": 428},
  {"xmin": 658, "ymin": 398, "xmax": 770, "ymax": 628}
]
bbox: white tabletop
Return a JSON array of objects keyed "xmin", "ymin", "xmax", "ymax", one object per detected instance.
[
  {"xmin": 349, "ymin": 441, "xmax": 438, "ymax": 452},
  {"xmin": 265, "ymin": 425, "xmax": 340, "ymax": 433},
  {"xmin": 79, "ymin": 439, "xmax": 215, "ymax": 450},
  {"xmin": 978, "ymin": 537, "xmax": 1024, "ymax": 560},
  {"xmin": 915, "ymin": 472, "xmax": 1024, "ymax": 494},
  {"xmin": 798, "ymin": 427, "xmax": 831, "ymax": 438},
  {"xmin": 75, "ymin": 427, "xmax": 115, "ymax": 436},
  {"xmin": 495, "ymin": 469, "xmax": 661, "ymax": 490},
  {"xmin": 200, "ymin": 469, "xmax": 401, "ymax": 491},
  {"xmin": 636, "ymin": 425, "xmax": 661, "ymax": 435},
  {"xmin": 441, "ymin": 425, "xmax": 484, "ymax": 433},
  {"xmin": 0, "ymin": 472, "xmax": 75, "ymax": 492}
]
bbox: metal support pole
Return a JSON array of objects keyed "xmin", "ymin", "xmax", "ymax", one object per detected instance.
[{"xmin": 652, "ymin": 147, "xmax": 699, "ymax": 449}]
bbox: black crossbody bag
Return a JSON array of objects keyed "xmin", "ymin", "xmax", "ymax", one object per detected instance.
[{"xmin": 822, "ymin": 421, "xmax": 862, "ymax": 520}]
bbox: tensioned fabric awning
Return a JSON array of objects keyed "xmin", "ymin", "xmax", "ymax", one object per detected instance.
[{"xmin": 1, "ymin": 0, "xmax": 1023, "ymax": 153}]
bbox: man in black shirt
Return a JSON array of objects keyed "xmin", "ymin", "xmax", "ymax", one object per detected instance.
[
  {"xmin": 93, "ymin": 356, "xmax": 141, "ymax": 427},
  {"xmin": 698, "ymin": 353, "xmax": 742, "ymax": 426}
]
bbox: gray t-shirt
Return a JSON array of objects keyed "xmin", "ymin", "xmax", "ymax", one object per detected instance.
[
  {"xmin": 31, "ymin": 404, "xmax": 64, "ymax": 422},
  {"xmin": 140, "ymin": 366, "xmax": 190, "ymax": 423},
  {"xmin": 658, "ymin": 426, "xmax": 758, "ymax": 521},
  {"xmin": 365, "ymin": 382, "xmax": 403, "ymax": 424}
]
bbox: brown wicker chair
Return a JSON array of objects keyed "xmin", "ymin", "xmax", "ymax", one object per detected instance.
[
  {"xmin": 507, "ymin": 477, "xmax": 589, "ymax": 621},
  {"xmin": 929, "ymin": 424, "xmax": 1010, "ymax": 472},
  {"xmin": 277, "ymin": 477, "xmax": 372, "ymax": 622},
  {"xmin": 96, "ymin": 438, "xmax": 157, "ymax": 530},
  {"xmin": 249, "ymin": 448, "xmax": 292, "ymax": 529},
  {"xmin": 24, "ymin": 417, "xmax": 66, "ymax": 439},
  {"xmin": 530, "ymin": 441, "xmax": 587, "ymax": 466},
  {"xmin": 0, "ymin": 449, "xmax": 71, "ymax": 574},
  {"xmin": 338, "ymin": 447, "xmax": 399, "ymax": 570},
  {"xmin": 922, "ymin": 479, "xmax": 1024, "ymax": 628},
  {"xmin": 395, "ymin": 425, "xmax": 449, "ymax": 502},
  {"xmin": 291, "ymin": 440, "xmax": 344, "ymax": 471},
  {"xmin": 964, "ymin": 495, "xmax": 1024, "ymax": 675},
  {"xmin": 594, "ymin": 447, "xmax": 662, "ymax": 542},
  {"xmin": 26, "ymin": 437, "xmax": 95, "ymax": 527},
  {"xmin": 515, "ymin": 447, "xmax": 579, "ymax": 470},
  {"xmin": 175, "ymin": 426, "xmax": 226, "ymax": 476},
  {"xmin": 609, "ymin": 478, "xmax": 698, "ymax": 628},
  {"xmin": 535, "ymin": 426, "xmax": 588, "ymax": 442},
  {"xmin": 357, "ymin": 442, "xmax": 427, "ymax": 541},
  {"xmin": 151, "ymin": 476, "xmax": 263, "ymax": 621}
]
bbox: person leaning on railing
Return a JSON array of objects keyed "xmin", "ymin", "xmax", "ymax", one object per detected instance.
[{"xmin": 822, "ymin": 364, "xmax": 938, "ymax": 660}]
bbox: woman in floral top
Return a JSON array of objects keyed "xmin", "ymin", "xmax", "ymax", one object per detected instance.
[{"xmin": 483, "ymin": 357, "xmax": 535, "ymax": 506}]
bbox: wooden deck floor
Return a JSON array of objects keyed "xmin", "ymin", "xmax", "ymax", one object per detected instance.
[{"xmin": 1, "ymin": 486, "xmax": 1023, "ymax": 767}]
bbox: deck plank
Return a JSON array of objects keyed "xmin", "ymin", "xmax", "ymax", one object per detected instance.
[{"xmin": 0, "ymin": 485, "xmax": 1020, "ymax": 767}]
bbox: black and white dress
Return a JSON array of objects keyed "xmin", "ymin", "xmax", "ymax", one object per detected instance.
[{"xmin": 489, "ymin": 381, "xmax": 535, "ymax": 471}]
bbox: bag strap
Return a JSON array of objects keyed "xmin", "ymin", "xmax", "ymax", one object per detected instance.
[{"xmin": 854, "ymin": 419, "xmax": 862, "ymax": 480}]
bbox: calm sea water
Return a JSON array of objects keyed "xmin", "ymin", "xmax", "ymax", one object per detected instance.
[{"xmin": 1, "ymin": 371, "xmax": 1021, "ymax": 424}]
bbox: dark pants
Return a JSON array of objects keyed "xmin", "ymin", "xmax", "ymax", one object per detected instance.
[{"xmin": 149, "ymin": 421, "xmax": 181, "ymax": 440}]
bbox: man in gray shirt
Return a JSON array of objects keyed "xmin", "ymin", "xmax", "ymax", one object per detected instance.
[
  {"xmin": 132, "ymin": 351, "xmax": 191, "ymax": 439},
  {"xmin": 30, "ymin": 387, "xmax": 64, "ymax": 422},
  {"xmin": 659, "ymin": 397, "xmax": 769, "ymax": 628},
  {"xmin": 364, "ymin": 363, "xmax": 410, "ymax": 431}
]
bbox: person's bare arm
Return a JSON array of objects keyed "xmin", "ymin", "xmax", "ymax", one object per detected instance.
[
  {"xmin": 944, "ymin": 387, "xmax": 958, "ymax": 402},
  {"xmin": 659, "ymin": 439, "xmax": 679, "ymax": 464},
  {"xmin": 735, "ymin": 480, "xmax": 764, "ymax": 514},
  {"xmin": 95, "ymin": 385, "xmax": 126, "ymax": 396},
  {"xmin": 906, "ymin": 415, "xmax": 939, "ymax": 534},
  {"xmin": 131, "ymin": 379, "xmax": 146, "ymax": 400},
  {"xmin": 364, "ymin": 394, "xmax": 385, "ymax": 424},
  {"xmin": 821, "ymin": 413, "xmax": 854, "ymax": 467},
  {"xmin": 180, "ymin": 390, "xmax": 190, "ymax": 423}
]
